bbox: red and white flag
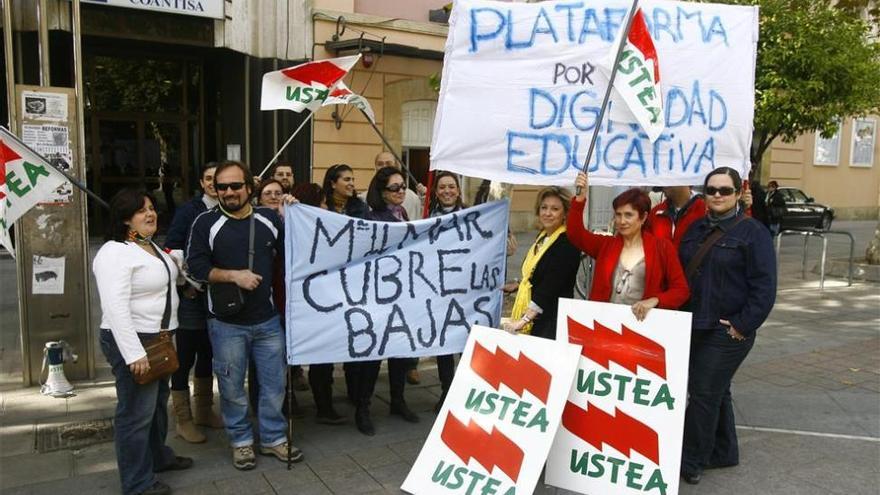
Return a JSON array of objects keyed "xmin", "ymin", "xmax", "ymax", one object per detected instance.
[
  {"xmin": 0, "ymin": 127, "xmax": 67, "ymax": 257},
  {"xmin": 261, "ymin": 55, "xmax": 361, "ymax": 113},
  {"xmin": 322, "ymin": 81, "xmax": 376, "ymax": 124},
  {"xmin": 601, "ymin": 8, "xmax": 665, "ymax": 142}
]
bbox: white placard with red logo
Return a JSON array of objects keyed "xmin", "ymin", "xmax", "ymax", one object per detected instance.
[
  {"xmin": 402, "ymin": 325, "xmax": 581, "ymax": 495},
  {"xmin": 545, "ymin": 299, "xmax": 692, "ymax": 495}
]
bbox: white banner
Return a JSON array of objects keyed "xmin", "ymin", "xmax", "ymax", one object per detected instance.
[
  {"xmin": 261, "ymin": 55, "xmax": 361, "ymax": 113},
  {"xmin": 545, "ymin": 299, "xmax": 692, "ymax": 495},
  {"xmin": 284, "ymin": 202, "xmax": 509, "ymax": 364},
  {"xmin": 431, "ymin": 0, "xmax": 759, "ymax": 186},
  {"xmin": 402, "ymin": 325, "xmax": 581, "ymax": 495}
]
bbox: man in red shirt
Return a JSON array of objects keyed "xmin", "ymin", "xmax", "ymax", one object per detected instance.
[{"xmin": 649, "ymin": 186, "xmax": 706, "ymax": 248}]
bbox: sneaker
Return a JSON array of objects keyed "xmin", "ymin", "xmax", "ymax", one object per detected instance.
[
  {"xmin": 232, "ymin": 445, "xmax": 256, "ymax": 471},
  {"xmin": 260, "ymin": 442, "xmax": 304, "ymax": 463}
]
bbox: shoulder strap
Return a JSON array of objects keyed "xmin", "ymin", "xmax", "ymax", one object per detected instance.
[
  {"xmin": 685, "ymin": 216, "xmax": 747, "ymax": 279},
  {"xmin": 248, "ymin": 212, "xmax": 256, "ymax": 271},
  {"xmin": 149, "ymin": 241, "xmax": 173, "ymax": 330}
]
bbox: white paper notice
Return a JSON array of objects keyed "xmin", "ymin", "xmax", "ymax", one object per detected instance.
[{"xmin": 32, "ymin": 255, "xmax": 65, "ymax": 294}]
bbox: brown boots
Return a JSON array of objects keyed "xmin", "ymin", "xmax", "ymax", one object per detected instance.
[
  {"xmin": 192, "ymin": 377, "xmax": 224, "ymax": 429},
  {"xmin": 171, "ymin": 378, "xmax": 224, "ymax": 443},
  {"xmin": 171, "ymin": 390, "xmax": 206, "ymax": 443}
]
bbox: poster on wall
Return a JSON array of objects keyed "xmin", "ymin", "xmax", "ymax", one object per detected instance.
[
  {"xmin": 21, "ymin": 124, "xmax": 73, "ymax": 204},
  {"xmin": 21, "ymin": 91, "xmax": 68, "ymax": 122},
  {"xmin": 545, "ymin": 299, "xmax": 692, "ymax": 495},
  {"xmin": 402, "ymin": 325, "xmax": 581, "ymax": 495},
  {"xmin": 32, "ymin": 255, "xmax": 65, "ymax": 295}
]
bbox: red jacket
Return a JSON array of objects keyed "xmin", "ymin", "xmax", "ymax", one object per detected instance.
[
  {"xmin": 648, "ymin": 195, "xmax": 706, "ymax": 249},
  {"xmin": 567, "ymin": 199, "xmax": 690, "ymax": 309}
]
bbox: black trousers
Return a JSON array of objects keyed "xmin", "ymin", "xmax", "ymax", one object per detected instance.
[
  {"xmin": 436, "ymin": 354, "xmax": 455, "ymax": 394},
  {"xmin": 170, "ymin": 328, "xmax": 213, "ymax": 391},
  {"xmin": 344, "ymin": 358, "xmax": 409, "ymax": 407},
  {"xmin": 681, "ymin": 327, "xmax": 755, "ymax": 475}
]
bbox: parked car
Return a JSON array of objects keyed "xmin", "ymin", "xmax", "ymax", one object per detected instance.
[{"xmin": 774, "ymin": 187, "xmax": 835, "ymax": 231}]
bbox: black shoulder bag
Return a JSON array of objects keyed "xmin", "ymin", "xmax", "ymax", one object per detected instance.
[{"xmin": 209, "ymin": 213, "xmax": 255, "ymax": 317}]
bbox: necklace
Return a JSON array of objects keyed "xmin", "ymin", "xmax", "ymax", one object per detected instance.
[{"xmin": 127, "ymin": 230, "xmax": 153, "ymax": 245}]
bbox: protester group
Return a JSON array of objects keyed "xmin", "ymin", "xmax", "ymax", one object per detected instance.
[{"xmin": 91, "ymin": 146, "xmax": 779, "ymax": 495}]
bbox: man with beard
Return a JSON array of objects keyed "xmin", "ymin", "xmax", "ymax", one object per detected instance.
[
  {"xmin": 271, "ymin": 163, "xmax": 295, "ymax": 193},
  {"xmin": 186, "ymin": 161, "xmax": 303, "ymax": 470}
]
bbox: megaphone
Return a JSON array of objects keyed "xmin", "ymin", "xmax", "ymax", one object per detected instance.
[{"xmin": 40, "ymin": 341, "xmax": 77, "ymax": 398}]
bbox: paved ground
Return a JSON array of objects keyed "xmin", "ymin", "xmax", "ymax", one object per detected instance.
[{"xmin": 1, "ymin": 221, "xmax": 878, "ymax": 494}]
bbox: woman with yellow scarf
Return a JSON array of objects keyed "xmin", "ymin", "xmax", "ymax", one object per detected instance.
[{"xmin": 503, "ymin": 187, "xmax": 581, "ymax": 339}]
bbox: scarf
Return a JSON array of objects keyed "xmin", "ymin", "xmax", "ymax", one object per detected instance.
[
  {"xmin": 707, "ymin": 205, "xmax": 738, "ymax": 229},
  {"xmin": 332, "ymin": 192, "xmax": 348, "ymax": 213},
  {"xmin": 510, "ymin": 225, "xmax": 566, "ymax": 334}
]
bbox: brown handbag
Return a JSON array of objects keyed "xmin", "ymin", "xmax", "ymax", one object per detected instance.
[
  {"xmin": 134, "ymin": 331, "xmax": 179, "ymax": 385},
  {"xmin": 133, "ymin": 242, "xmax": 180, "ymax": 385}
]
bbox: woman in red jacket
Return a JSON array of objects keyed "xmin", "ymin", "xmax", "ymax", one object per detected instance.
[{"xmin": 567, "ymin": 172, "xmax": 690, "ymax": 318}]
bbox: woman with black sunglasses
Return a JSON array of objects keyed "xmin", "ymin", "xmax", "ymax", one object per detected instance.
[
  {"xmin": 565, "ymin": 172, "xmax": 690, "ymax": 322},
  {"xmin": 344, "ymin": 166, "xmax": 420, "ymax": 435},
  {"xmin": 677, "ymin": 167, "xmax": 777, "ymax": 485}
]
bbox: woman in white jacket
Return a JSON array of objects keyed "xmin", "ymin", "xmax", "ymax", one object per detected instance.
[{"xmin": 93, "ymin": 189, "xmax": 193, "ymax": 495}]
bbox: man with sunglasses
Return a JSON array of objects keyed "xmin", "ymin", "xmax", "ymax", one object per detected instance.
[{"xmin": 186, "ymin": 161, "xmax": 304, "ymax": 470}]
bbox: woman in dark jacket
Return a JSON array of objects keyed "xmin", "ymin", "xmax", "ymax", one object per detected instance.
[
  {"xmin": 503, "ymin": 187, "xmax": 581, "ymax": 339},
  {"xmin": 349, "ymin": 166, "xmax": 420, "ymax": 435},
  {"xmin": 678, "ymin": 167, "xmax": 776, "ymax": 485},
  {"xmin": 565, "ymin": 172, "xmax": 690, "ymax": 321}
]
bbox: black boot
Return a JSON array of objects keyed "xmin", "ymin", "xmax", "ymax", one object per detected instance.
[
  {"xmin": 434, "ymin": 389, "xmax": 448, "ymax": 414},
  {"xmin": 390, "ymin": 400, "xmax": 420, "ymax": 423},
  {"xmin": 314, "ymin": 384, "xmax": 346, "ymax": 425},
  {"xmin": 355, "ymin": 404, "xmax": 375, "ymax": 436}
]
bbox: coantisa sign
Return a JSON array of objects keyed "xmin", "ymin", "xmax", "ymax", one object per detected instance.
[{"xmin": 82, "ymin": 0, "xmax": 223, "ymax": 20}]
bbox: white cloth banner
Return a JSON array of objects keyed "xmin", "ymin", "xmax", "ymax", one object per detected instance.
[
  {"xmin": 431, "ymin": 0, "xmax": 759, "ymax": 186},
  {"xmin": 402, "ymin": 325, "xmax": 581, "ymax": 495},
  {"xmin": 545, "ymin": 299, "xmax": 692, "ymax": 495},
  {"xmin": 284, "ymin": 201, "xmax": 509, "ymax": 365}
]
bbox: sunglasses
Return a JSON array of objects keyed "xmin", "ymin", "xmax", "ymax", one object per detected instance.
[
  {"xmin": 705, "ymin": 186, "xmax": 737, "ymax": 197},
  {"xmin": 215, "ymin": 182, "xmax": 246, "ymax": 192},
  {"xmin": 385, "ymin": 183, "xmax": 406, "ymax": 193}
]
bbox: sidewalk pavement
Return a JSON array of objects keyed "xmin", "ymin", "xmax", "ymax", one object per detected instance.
[{"xmin": 1, "ymin": 222, "xmax": 878, "ymax": 494}]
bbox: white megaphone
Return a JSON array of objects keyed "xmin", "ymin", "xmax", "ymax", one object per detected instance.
[{"xmin": 40, "ymin": 341, "xmax": 77, "ymax": 398}]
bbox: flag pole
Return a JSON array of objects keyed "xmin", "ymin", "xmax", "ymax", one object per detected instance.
[
  {"xmin": 359, "ymin": 107, "xmax": 420, "ymax": 191},
  {"xmin": 1, "ymin": 126, "xmax": 109, "ymax": 209},
  {"xmin": 576, "ymin": 0, "xmax": 640, "ymax": 196},
  {"xmin": 258, "ymin": 112, "xmax": 316, "ymax": 179}
]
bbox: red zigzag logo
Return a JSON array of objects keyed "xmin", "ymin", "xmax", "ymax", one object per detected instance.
[
  {"xmin": 567, "ymin": 317, "xmax": 667, "ymax": 379},
  {"xmin": 563, "ymin": 400, "xmax": 660, "ymax": 464},
  {"xmin": 441, "ymin": 413, "xmax": 524, "ymax": 482},
  {"xmin": 282, "ymin": 61, "xmax": 348, "ymax": 87},
  {"xmin": 470, "ymin": 341, "xmax": 551, "ymax": 403}
]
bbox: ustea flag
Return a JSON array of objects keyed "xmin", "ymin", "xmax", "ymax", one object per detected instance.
[
  {"xmin": 322, "ymin": 81, "xmax": 376, "ymax": 124},
  {"xmin": 261, "ymin": 55, "xmax": 360, "ymax": 113},
  {"xmin": 601, "ymin": 7, "xmax": 664, "ymax": 143},
  {"xmin": 0, "ymin": 127, "xmax": 67, "ymax": 256}
]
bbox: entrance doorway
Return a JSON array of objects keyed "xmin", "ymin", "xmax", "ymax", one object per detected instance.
[{"xmin": 84, "ymin": 51, "xmax": 203, "ymax": 233}]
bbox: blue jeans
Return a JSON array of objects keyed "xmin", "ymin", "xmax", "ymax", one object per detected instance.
[
  {"xmin": 100, "ymin": 330, "xmax": 176, "ymax": 495},
  {"xmin": 681, "ymin": 327, "xmax": 755, "ymax": 475},
  {"xmin": 208, "ymin": 315, "xmax": 286, "ymax": 448}
]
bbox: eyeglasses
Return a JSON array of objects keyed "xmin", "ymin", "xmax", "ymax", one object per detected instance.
[
  {"xmin": 385, "ymin": 183, "xmax": 405, "ymax": 193},
  {"xmin": 261, "ymin": 190, "xmax": 283, "ymax": 197},
  {"xmin": 215, "ymin": 182, "xmax": 246, "ymax": 192},
  {"xmin": 705, "ymin": 186, "xmax": 737, "ymax": 197}
]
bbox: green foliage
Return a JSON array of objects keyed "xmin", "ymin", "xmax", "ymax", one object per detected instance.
[{"xmin": 697, "ymin": 0, "xmax": 880, "ymax": 164}]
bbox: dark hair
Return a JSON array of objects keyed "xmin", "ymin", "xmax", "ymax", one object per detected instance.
[
  {"xmin": 612, "ymin": 188, "xmax": 651, "ymax": 218},
  {"xmin": 704, "ymin": 166, "xmax": 743, "ymax": 191},
  {"xmin": 255, "ymin": 179, "xmax": 283, "ymax": 206},
  {"xmin": 429, "ymin": 171, "xmax": 465, "ymax": 213},
  {"xmin": 272, "ymin": 162, "xmax": 294, "ymax": 174},
  {"xmin": 105, "ymin": 188, "xmax": 158, "ymax": 242},
  {"xmin": 322, "ymin": 163, "xmax": 354, "ymax": 206},
  {"xmin": 366, "ymin": 166, "xmax": 403, "ymax": 211},
  {"xmin": 199, "ymin": 161, "xmax": 219, "ymax": 180},
  {"xmin": 768, "ymin": 180, "xmax": 779, "ymax": 189},
  {"xmin": 291, "ymin": 182, "xmax": 324, "ymax": 207},
  {"xmin": 533, "ymin": 186, "xmax": 572, "ymax": 216}
]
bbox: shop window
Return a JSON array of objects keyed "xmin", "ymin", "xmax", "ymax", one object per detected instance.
[
  {"xmin": 850, "ymin": 118, "xmax": 876, "ymax": 168},
  {"xmin": 813, "ymin": 122, "xmax": 841, "ymax": 166}
]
